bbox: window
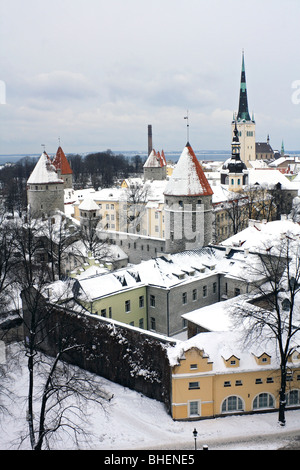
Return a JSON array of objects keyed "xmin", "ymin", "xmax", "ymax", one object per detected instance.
[
  {"xmin": 150, "ymin": 295, "xmax": 155, "ymax": 307},
  {"xmin": 101, "ymin": 309, "xmax": 106, "ymax": 317},
  {"xmin": 109, "ymin": 307, "xmax": 112, "ymax": 318},
  {"xmin": 286, "ymin": 390, "xmax": 300, "ymax": 407},
  {"xmin": 150, "ymin": 317, "xmax": 156, "ymax": 330},
  {"xmin": 203, "ymin": 285, "xmax": 207, "ymax": 297},
  {"xmin": 253, "ymin": 393, "xmax": 274, "ymax": 410},
  {"xmin": 111, "ymin": 204, "xmax": 114, "ymax": 209},
  {"xmin": 192, "ymin": 289, "xmax": 197, "ymax": 301},
  {"xmin": 230, "ymin": 360, "xmax": 236, "ymax": 365},
  {"xmin": 188, "ymin": 381, "xmax": 200, "ymax": 390},
  {"xmin": 182, "ymin": 292, "xmax": 187, "ymax": 304},
  {"xmin": 139, "ymin": 318, "xmax": 144, "ymax": 329},
  {"xmin": 255, "ymin": 378, "xmax": 263, "ymax": 384},
  {"xmin": 222, "ymin": 396, "xmax": 243, "ymax": 413},
  {"xmin": 266, "ymin": 377, "xmax": 274, "ymax": 383},
  {"xmin": 234, "ymin": 288, "xmax": 241, "ymax": 296},
  {"xmin": 125, "ymin": 300, "xmax": 131, "ymax": 313},
  {"xmin": 235, "ymin": 380, "xmax": 243, "ymax": 386},
  {"xmin": 189, "ymin": 401, "xmax": 199, "ymax": 416},
  {"xmin": 190, "ymin": 364, "xmax": 198, "ymax": 370},
  {"xmin": 213, "ymin": 282, "xmax": 217, "ymax": 294},
  {"xmin": 139, "ymin": 295, "xmax": 144, "ymax": 308},
  {"xmin": 224, "ymin": 381, "xmax": 231, "ymax": 387},
  {"xmin": 106, "ymin": 204, "xmax": 109, "ymax": 209}
]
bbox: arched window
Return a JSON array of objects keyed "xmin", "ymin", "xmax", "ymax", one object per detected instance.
[
  {"xmin": 286, "ymin": 389, "xmax": 300, "ymax": 407},
  {"xmin": 221, "ymin": 396, "xmax": 244, "ymax": 414},
  {"xmin": 253, "ymin": 393, "xmax": 275, "ymax": 410}
]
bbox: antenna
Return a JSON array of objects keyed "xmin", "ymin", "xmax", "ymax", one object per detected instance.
[
  {"xmin": 184, "ymin": 110, "xmax": 189, "ymax": 143},
  {"xmin": 58, "ymin": 136, "xmax": 61, "ymax": 146}
]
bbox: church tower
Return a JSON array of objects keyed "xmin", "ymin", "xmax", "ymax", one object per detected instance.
[
  {"xmin": 163, "ymin": 142, "xmax": 213, "ymax": 253},
  {"xmin": 221, "ymin": 121, "xmax": 249, "ymax": 191},
  {"xmin": 232, "ymin": 51, "xmax": 255, "ymax": 166}
]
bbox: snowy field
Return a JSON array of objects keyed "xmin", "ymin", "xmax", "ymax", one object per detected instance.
[{"xmin": 0, "ymin": 343, "xmax": 300, "ymax": 451}]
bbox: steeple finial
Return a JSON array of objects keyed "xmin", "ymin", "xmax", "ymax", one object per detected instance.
[{"xmin": 184, "ymin": 110, "xmax": 190, "ymax": 144}]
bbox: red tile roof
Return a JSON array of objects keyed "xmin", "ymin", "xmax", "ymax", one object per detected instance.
[{"xmin": 52, "ymin": 146, "xmax": 73, "ymax": 175}]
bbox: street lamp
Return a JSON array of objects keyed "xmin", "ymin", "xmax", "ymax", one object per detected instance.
[{"xmin": 193, "ymin": 428, "xmax": 198, "ymax": 450}]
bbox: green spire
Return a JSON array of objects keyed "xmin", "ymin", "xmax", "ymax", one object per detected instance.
[{"xmin": 237, "ymin": 51, "xmax": 251, "ymax": 122}]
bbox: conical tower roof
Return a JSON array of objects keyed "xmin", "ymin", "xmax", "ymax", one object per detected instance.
[
  {"xmin": 237, "ymin": 51, "xmax": 251, "ymax": 122},
  {"xmin": 164, "ymin": 143, "xmax": 213, "ymax": 197},
  {"xmin": 143, "ymin": 149, "xmax": 165, "ymax": 168},
  {"xmin": 52, "ymin": 146, "xmax": 73, "ymax": 175},
  {"xmin": 27, "ymin": 152, "xmax": 63, "ymax": 185}
]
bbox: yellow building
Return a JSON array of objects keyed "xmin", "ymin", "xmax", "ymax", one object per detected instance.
[
  {"xmin": 168, "ymin": 330, "xmax": 300, "ymax": 420},
  {"xmin": 73, "ymin": 270, "xmax": 148, "ymax": 329}
]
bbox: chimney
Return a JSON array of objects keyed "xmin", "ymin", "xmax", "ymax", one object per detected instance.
[{"xmin": 148, "ymin": 124, "xmax": 153, "ymax": 156}]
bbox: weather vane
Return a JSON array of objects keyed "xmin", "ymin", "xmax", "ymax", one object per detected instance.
[{"xmin": 184, "ymin": 110, "xmax": 189, "ymax": 142}]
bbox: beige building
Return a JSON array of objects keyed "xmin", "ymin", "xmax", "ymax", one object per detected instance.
[{"xmin": 168, "ymin": 326, "xmax": 300, "ymax": 420}]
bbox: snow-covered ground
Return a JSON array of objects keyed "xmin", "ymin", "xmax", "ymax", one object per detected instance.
[{"xmin": 0, "ymin": 343, "xmax": 299, "ymax": 451}]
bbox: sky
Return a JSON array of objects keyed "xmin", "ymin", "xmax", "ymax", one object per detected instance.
[{"xmin": 0, "ymin": 0, "xmax": 300, "ymax": 155}]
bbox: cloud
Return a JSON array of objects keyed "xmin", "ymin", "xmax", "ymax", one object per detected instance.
[
  {"xmin": 104, "ymin": 69, "xmax": 218, "ymax": 109},
  {"xmin": 24, "ymin": 71, "xmax": 98, "ymax": 103}
]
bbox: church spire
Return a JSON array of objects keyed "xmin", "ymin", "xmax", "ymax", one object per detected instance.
[{"xmin": 237, "ymin": 50, "xmax": 251, "ymax": 122}]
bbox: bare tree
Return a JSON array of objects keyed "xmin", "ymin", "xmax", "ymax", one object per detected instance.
[
  {"xmin": 121, "ymin": 181, "xmax": 150, "ymax": 234},
  {"xmin": 9, "ymin": 210, "xmax": 111, "ymax": 449},
  {"xmin": 231, "ymin": 233, "xmax": 300, "ymax": 426}
]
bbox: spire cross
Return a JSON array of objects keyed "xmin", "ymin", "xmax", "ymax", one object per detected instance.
[{"xmin": 41, "ymin": 144, "xmax": 46, "ymax": 152}]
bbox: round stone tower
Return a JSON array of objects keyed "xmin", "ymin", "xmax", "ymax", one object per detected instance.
[
  {"xmin": 27, "ymin": 151, "xmax": 64, "ymax": 219},
  {"xmin": 163, "ymin": 142, "xmax": 213, "ymax": 253}
]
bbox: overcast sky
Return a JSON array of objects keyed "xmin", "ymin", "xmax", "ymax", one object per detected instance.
[{"xmin": 0, "ymin": 0, "xmax": 300, "ymax": 155}]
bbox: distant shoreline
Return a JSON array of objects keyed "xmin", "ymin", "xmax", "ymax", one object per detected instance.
[{"xmin": 0, "ymin": 149, "xmax": 299, "ymax": 166}]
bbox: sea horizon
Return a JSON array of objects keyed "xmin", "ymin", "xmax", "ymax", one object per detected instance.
[{"xmin": 0, "ymin": 149, "xmax": 299, "ymax": 166}]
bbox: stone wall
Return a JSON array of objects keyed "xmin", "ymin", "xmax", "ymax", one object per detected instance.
[
  {"xmin": 22, "ymin": 290, "xmax": 175, "ymax": 410},
  {"xmin": 99, "ymin": 230, "xmax": 166, "ymax": 264}
]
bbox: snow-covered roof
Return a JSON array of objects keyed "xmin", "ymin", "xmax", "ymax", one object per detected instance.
[
  {"xmin": 221, "ymin": 219, "xmax": 300, "ymax": 254},
  {"xmin": 164, "ymin": 144, "xmax": 213, "ymax": 197},
  {"xmin": 248, "ymin": 168, "xmax": 298, "ymax": 190},
  {"xmin": 76, "ymin": 270, "xmax": 144, "ymax": 302},
  {"xmin": 27, "ymin": 152, "xmax": 64, "ymax": 185},
  {"xmin": 143, "ymin": 149, "xmax": 165, "ymax": 168},
  {"xmin": 167, "ymin": 329, "xmax": 299, "ymax": 372},
  {"xmin": 79, "ymin": 197, "xmax": 99, "ymax": 211}
]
